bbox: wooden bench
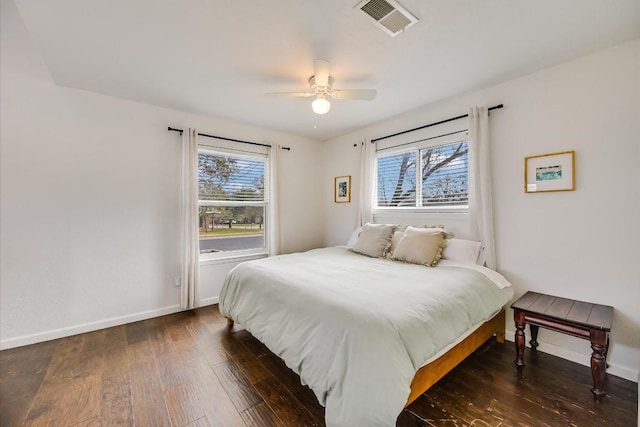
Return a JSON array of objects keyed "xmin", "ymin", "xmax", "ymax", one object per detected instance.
[{"xmin": 511, "ymin": 291, "xmax": 613, "ymax": 400}]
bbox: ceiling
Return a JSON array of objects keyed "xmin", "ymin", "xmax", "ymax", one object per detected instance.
[{"xmin": 13, "ymin": 0, "xmax": 640, "ymax": 140}]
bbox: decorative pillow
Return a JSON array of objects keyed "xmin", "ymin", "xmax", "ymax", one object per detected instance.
[
  {"xmin": 395, "ymin": 224, "xmax": 447, "ymax": 233},
  {"xmin": 424, "ymin": 225, "xmax": 455, "ymax": 239},
  {"xmin": 442, "ymin": 238, "xmax": 483, "ymax": 264},
  {"xmin": 350, "ymin": 223, "xmax": 395, "ymax": 258},
  {"xmin": 346, "ymin": 226, "xmax": 363, "ymax": 247},
  {"xmin": 391, "ymin": 226, "xmax": 446, "ymax": 266},
  {"xmin": 389, "ymin": 226, "xmax": 454, "ymax": 256}
]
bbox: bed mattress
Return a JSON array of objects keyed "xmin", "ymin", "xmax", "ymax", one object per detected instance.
[{"xmin": 219, "ymin": 246, "xmax": 514, "ymax": 427}]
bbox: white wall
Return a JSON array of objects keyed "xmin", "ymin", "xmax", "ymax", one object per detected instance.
[
  {"xmin": 323, "ymin": 40, "xmax": 640, "ymax": 382},
  {"xmin": 0, "ymin": 0, "xmax": 324, "ymax": 348}
]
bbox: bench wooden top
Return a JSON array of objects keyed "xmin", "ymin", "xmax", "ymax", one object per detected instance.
[{"xmin": 511, "ymin": 291, "xmax": 613, "ymax": 331}]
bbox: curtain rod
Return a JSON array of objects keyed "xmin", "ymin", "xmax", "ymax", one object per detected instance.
[
  {"xmin": 371, "ymin": 104, "xmax": 503, "ymax": 144},
  {"xmin": 168, "ymin": 127, "xmax": 291, "ymax": 151}
]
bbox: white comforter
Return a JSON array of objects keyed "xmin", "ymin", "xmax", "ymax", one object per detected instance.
[{"xmin": 219, "ymin": 247, "xmax": 513, "ymax": 427}]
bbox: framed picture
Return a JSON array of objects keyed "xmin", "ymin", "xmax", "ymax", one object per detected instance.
[
  {"xmin": 334, "ymin": 175, "xmax": 351, "ymax": 203},
  {"xmin": 524, "ymin": 151, "xmax": 575, "ymax": 193}
]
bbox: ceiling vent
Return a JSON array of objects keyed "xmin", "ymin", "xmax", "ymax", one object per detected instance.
[{"xmin": 356, "ymin": 0, "xmax": 418, "ymax": 37}]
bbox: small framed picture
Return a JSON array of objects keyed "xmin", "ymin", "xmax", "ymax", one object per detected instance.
[
  {"xmin": 524, "ymin": 151, "xmax": 575, "ymax": 193},
  {"xmin": 334, "ymin": 175, "xmax": 351, "ymax": 203}
]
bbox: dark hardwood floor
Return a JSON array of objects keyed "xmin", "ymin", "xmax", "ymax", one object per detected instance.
[{"xmin": 1, "ymin": 305, "xmax": 636, "ymax": 426}]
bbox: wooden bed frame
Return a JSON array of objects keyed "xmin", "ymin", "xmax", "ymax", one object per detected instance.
[
  {"xmin": 404, "ymin": 308, "xmax": 505, "ymax": 405},
  {"xmin": 226, "ymin": 308, "xmax": 506, "ymax": 407}
]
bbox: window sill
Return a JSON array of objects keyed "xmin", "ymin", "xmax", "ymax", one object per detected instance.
[
  {"xmin": 373, "ymin": 207, "xmax": 469, "ymax": 215},
  {"xmin": 199, "ymin": 251, "xmax": 268, "ymax": 266}
]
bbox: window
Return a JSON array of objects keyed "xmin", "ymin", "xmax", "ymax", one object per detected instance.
[
  {"xmin": 198, "ymin": 147, "xmax": 268, "ymax": 255},
  {"xmin": 376, "ymin": 137, "xmax": 468, "ymax": 209}
]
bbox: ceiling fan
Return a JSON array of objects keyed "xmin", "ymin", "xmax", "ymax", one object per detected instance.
[{"xmin": 265, "ymin": 60, "xmax": 377, "ymax": 115}]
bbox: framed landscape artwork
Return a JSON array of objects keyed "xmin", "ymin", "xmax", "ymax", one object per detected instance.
[
  {"xmin": 334, "ymin": 175, "xmax": 351, "ymax": 203},
  {"xmin": 525, "ymin": 151, "xmax": 575, "ymax": 193}
]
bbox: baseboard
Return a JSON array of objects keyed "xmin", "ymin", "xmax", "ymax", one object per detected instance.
[
  {"xmin": 0, "ymin": 304, "xmax": 183, "ymax": 350},
  {"xmin": 199, "ymin": 296, "xmax": 219, "ymax": 307},
  {"xmin": 505, "ymin": 331, "xmax": 638, "ymax": 383}
]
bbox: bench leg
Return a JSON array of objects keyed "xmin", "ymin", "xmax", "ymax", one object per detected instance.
[
  {"xmin": 514, "ymin": 310, "xmax": 526, "ymax": 375},
  {"xmin": 590, "ymin": 329, "xmax": 607, "ymax": 401},
  {"xmin": 529, "ymin": 324, "xmax": 539, "ymax": 351},
  {"xmin": 226, "ymin": 318, "xmax": 235, "ymax": 331}
]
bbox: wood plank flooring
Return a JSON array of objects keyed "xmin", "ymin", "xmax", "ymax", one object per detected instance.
[{"xmin": 1, "ymin": 305, "xmax": 636, "ymax": 426}]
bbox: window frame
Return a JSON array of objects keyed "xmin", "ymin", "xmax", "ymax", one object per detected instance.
[
  {"xmin": 373, "ymin": 132, "xmax": 470, "ymax": 214},
  {"xmin": 197, "ymin": 143, "xmax": 270, "ymax": 262}
]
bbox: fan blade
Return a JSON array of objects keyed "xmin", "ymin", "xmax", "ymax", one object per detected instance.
[
  {"xmin": 330, "ymin": 89, "xmax": 377, "ymax": 100},
  {"xmin": 313, "ymin": 59, "xmax": 330, "ymax": 87},
  {"xmin": 264, "ymin": 91, "xmax": 314, "ymax": 98}
]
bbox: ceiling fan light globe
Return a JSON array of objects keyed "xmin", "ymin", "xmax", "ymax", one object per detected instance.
[{"xmin": 312, "ymin": 97, "xmax": 331, "ymax": 115}]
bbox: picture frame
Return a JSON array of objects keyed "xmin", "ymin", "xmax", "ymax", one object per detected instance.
[
  {"xmin": 524, "ymin": 151, "xmax": 575, "ymax": 193},
  {"xmin": 334, "ymin": 175, "xmax": 351, "ymax": 203}
]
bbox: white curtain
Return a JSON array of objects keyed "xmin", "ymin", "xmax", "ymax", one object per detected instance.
[
  {"xmin": 268, "ymin": 144, "xmax": 281, "ymax": 256},
  {"xmin": 358, "ymin": 140, "xmax": 374, "ymax": 226},
  {"xmin": 468, "ymin": 107, "xmax": 496, "ymax": 269},
  {"xmin": 181, "ymin": 129, "xmax": 200, "ymax": 309}
]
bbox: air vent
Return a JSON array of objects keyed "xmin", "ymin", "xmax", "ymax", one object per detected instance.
[{"xmin": 356, "ymin": 0, "xmax": 418, "ymax": 37}]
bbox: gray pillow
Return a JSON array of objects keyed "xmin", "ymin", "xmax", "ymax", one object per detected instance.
[{"xmin": 350, "ymin": 223, "xmax": 395, "ymax": 258}]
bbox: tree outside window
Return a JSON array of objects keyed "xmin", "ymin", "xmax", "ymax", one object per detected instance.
[
  {"xmin": 198, "ymin": 150, "xmax": 267, "ymax": 254},
  {"xmin": 377, "ymin": 140, "xmax": 468, "ymax": 208}
]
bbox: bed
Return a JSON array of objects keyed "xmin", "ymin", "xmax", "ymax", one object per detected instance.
[{"xmin": 219, "ymin": 243, "xmax": 513, "ymax": 427}]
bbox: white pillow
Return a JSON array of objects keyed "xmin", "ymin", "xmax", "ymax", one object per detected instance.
[
  {"xmin": 346, "ymin": 226, "xmax": 362, "ymax": 247},
  {"xmin": 388, "ymin": 231, "xmax": 404, "ymax": 254},
  {"xmin": 350, "ymin": 223, "xmax": 395, "ymax": 258},
  {"xmin": 391, "ymin": 226, "xmax": 446, "ymax": 267},
  {"xmin": 442, "ymin": 238, "xmax": 483, "ymax": 264}
]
